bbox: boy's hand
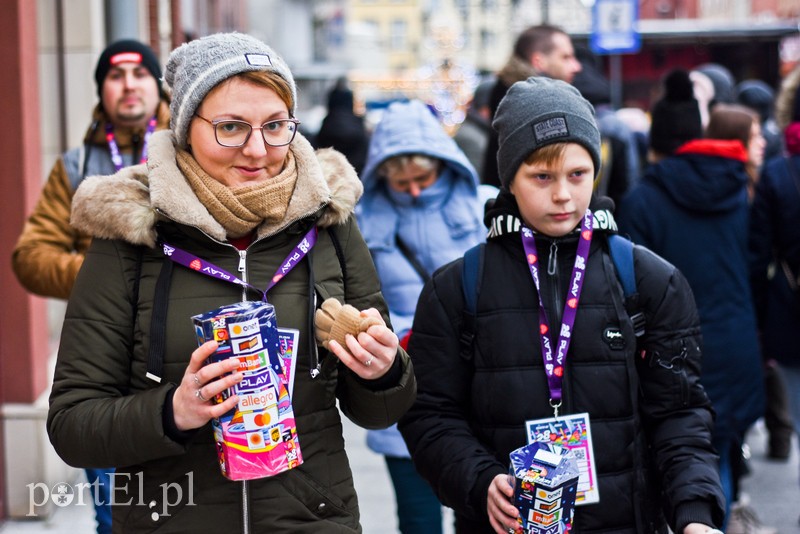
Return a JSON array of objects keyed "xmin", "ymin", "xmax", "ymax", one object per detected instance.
[{"xmin": 487, "ymin": 473, "xmax": 519, "ymax": 533}]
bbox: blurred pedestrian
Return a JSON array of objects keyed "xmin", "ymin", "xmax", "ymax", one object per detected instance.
[
  {"xmin": 357, "ymin": 99, "xmax": 497, "ymax": 533},
  {"xmin": 481, "ymin": 24, "xmax": 582, "ymax": 188},
  {"xmin": 572, "ymin": 47, "xmax": 641, "ymax": 205},
  {"xmin": 645, "ymin": 69, "xmax": 704, "ymax": 163},
  {"xmin": 691, "ymin": 63, "xmax": 736, "ymax": 131},
  {"xmin": 618, "ymin": 69, "xmax": 768, "ymax": 531},
  {"xmin": 455, "ymin": 77, "xmax": 494, "ymax": 177},
  {"xmin": 315, "ymin": 77, "xmax": 369, "ymax": 175},
  {"xmin": 400, "ymin": 77, "xmax": 724, "ymax": 534},
  {"xmin": 737, "ymin": 79, "xmax": 785, "ymax": 162},
  {"xmin": 12, "ymin": 39, "xmax": 170, "ymax": 534},
  {"xmin": 13, "ymin": 39, "xmax": 169, "ymax": 299},
  {"xmin": 750, "ymin": 63, "xmax": 800, "ymax": 521},
  {"xmin": 705, "ymin": 103, "xmax": 766, "ymax": 198},
  {"xmin": 691, "ymin": 69, "xmax": 717, "ymax": 128},
  {"xmin": 695, "ymin": 63, "xmax": 737, "ymax": 108},
  {"xmin": 702, "ymin": 104, "xmax": 782, "ymax": 534}
]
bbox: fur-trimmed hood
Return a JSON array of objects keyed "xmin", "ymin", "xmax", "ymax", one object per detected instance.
[{"xmin": 71, "ymin": 130, "xmax": 362, "ymax": 247}]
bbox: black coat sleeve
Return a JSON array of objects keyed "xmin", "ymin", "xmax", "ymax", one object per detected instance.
[{"xmin": 398, "ymin": 259, "xmax": 507, "ymax": 522}]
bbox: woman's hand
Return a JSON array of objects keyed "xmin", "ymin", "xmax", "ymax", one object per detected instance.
[
  {"xmin": 326, "ymin": 308, "xmax": 399, "ymax": 379},
  {"xmin": 487, "ymin": 473, "xmax": 520, "ymax": 533},
  {"xmin": 172, "ymin": 340, "xmax": 243, "ymax": 431}
]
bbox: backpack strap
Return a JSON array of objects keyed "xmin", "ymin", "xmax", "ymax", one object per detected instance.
[
  {"xmin": 459, "ymin": 243, "xmax": 484, "ymax": 360},
  {"xmin": 308, "ymin": 225, "xmax": 350, "ymax": 378},
  {"xmin": 608, "ymin": 234, "xmax": 646, "ymax": 338},
  {"xmin": 146, "ymin": 252, "xmax": 173, "ymax": 383},
  {"xmin": 396, "ymin": 234, "xmax": 431, "ymax": 284},
  {"xmin": 326, "ymin": 227, "xmax": 347, "ymax": 297}
]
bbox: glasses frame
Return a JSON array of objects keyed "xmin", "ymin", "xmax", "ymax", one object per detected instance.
[{"xmin": 194, "ymin": 114, "xmax": 301, "ymax": 148}]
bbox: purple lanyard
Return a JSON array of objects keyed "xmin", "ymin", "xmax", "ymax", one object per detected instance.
[
  {"xmin": 161, "ymin": 227, "xmax": 318, "ymax": 301},
  {"xmin": 521, "ymin": 210, "xmax": 593, "ymax": 416},
  {"xmin": 105, "ymin": 116, "xmax": 157, "ymax": 172}
]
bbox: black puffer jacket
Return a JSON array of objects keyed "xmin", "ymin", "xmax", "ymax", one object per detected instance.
[
  {"xmin": 47, "ymin": 131, "xmax": 416, "ymax": 533},
  {"xmin": 399, "ymin": 192, "xmax": 724, "ymax": 533}
]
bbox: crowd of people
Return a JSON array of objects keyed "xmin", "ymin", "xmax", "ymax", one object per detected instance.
[{"xmin": 10, "ymin": 23, "xmax": 800, "ymax": 534}]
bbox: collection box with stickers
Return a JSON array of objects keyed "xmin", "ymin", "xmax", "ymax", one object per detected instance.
[
  {"xmin": 192, "ymin": 301, "xmax": 302, "ymax": 481},
  {"xmin": 508, "ymin": 442, "xmax": 580, "ymax": 534}
]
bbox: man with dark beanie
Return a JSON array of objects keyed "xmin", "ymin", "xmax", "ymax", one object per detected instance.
[
  {"xmin": 12, "ymin": 39, "xmax": 170, "ymax": 534},
  {"xmin": 14, "ymin": 39, "xmax": 169, "ymax": 299}
]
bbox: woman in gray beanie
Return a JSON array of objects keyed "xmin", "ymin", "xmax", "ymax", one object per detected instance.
[
  {"xmin": 399, "ymin": 77, "xmax": 725, "ymax": 534},
  {"xmin": 47, "ymin": 32, "xmax": 415, "ymax": 533}
]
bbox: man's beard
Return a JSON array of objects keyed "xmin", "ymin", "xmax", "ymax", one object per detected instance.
[{"xmin": 115, "ymin": 108, "xmax": 147, "ymax": 125}]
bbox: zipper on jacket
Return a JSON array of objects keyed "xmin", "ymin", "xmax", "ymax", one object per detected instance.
[
  {"xmin": 155, "ymin": 209, "xmax": 254, "ymax": 299},
  {"xmin": 152, "ymin": 211, "xmax": 255, "ymax": 532},
  {"xmin": 241, "ymin": 481, "xmax": 251, "ymax": 534},
  {"xmin": 547, "ymin": 239, "xmax": 563, "ymax": 326},
  {"xmin": 237, "ymin": 249, "xmax": 248, "ymax": 301},
  {"xmin": 547, "ymin": 240, "xmax": 558, "ymax": 276}
]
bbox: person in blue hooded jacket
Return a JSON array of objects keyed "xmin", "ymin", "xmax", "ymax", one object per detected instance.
[
  {"xmin": 617, "ymin": 71, "xmax": 766, "ymax": 530},
  {"xmin": 356, "ymin": 99, "xmax": 497, "ymax": 533}
]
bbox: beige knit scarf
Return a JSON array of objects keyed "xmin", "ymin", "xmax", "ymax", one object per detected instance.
[{"xmin": 177, "ymin": 150, "xmax": 298, "ymax": 239}]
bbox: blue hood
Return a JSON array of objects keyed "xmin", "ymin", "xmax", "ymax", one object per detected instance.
[{"xmin": 361, "ymin": 100, "xmax": 478, "ymax": 196}]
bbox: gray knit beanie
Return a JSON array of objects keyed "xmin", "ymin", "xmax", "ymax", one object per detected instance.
[
  {"xmin": 494, "ymin": 77, "xmax": 600, "ymax": 189},
  {"xmin": 164, "ymin": 32, "xmax": 297, "ymax": 148}
]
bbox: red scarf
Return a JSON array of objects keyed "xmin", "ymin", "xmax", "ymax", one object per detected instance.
[{"xmin": 674, "ymin": 139, "xmax": 748, "ymax": 162}]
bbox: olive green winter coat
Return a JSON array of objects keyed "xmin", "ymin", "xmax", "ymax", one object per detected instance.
[{"xmin": 47, "ymin": 130, "xmax": 416, "ymax": 533}]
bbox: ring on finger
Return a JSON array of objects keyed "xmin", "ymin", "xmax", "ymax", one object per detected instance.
[
  {"xmin": 364, "ymin": 357, "xmax": 374, "ymax": 367},
  {"xmin": 195, "ymin": 389, "xmax": 208, "ymax": 402},
  {"xmin": 193, "ymin": 374, "xmax": 201, "ymax": 387}
]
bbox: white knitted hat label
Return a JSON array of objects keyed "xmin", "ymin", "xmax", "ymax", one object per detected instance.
[
  {"xmin": 245, "ymin": 53, "xmax": 272, "ymax": 67},
  {"xmin": 533, "ymin": 116, "xmax": 569, "ymax": 143}
]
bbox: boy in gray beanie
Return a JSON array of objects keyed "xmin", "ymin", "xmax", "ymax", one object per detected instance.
[
  {"xmin": 399, "ymin": 73, "xmax": 725, "ymax": 534},
  {"xmin": 493, "ymin": 77, "xmax": 601, "ymax": 190},
  {"xmin": 164, "ymin": 32, "xmax": 297, "ymax": 149}
]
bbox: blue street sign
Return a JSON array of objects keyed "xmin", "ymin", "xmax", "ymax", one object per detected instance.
[{"xmin": 590, "ymin": 0, "xmax": 641, "ymax": 55}]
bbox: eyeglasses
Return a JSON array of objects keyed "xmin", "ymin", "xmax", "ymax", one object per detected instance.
[{"xmin": 194, "ymin": 114, "xmax": 300, "ymax": 147}]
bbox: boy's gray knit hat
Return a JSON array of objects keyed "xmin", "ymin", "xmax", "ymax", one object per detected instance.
[
  {"xmin": 164, "ymin": 32, "xmax": 297, "ymax": 148},
  {"xmin": 494, "ymin": 77, "xmax": 600, "ymax": 189}
]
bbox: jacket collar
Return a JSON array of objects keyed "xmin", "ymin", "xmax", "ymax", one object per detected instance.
[{"xmin": 486, "ymin": 190, "xmax": 618, "ymax": 240}]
